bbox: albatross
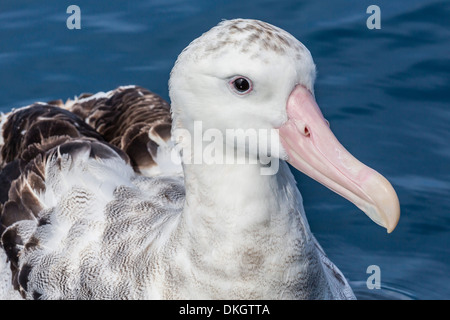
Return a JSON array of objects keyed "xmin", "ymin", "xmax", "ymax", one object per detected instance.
[{"xmin": 0, "ymin": 19, "xmax": 400, "ymax": 300}]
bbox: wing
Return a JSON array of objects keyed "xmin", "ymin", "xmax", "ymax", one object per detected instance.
[
  {"xmin": 65, "ymin": 85, "xmax": 181, "ymax": 176},
  {"xmin": 2, "ymin": 138, "xmax": 184, "ymax": 299},
  {"xmin": 0, "ymin": 86, "xmax": 184, "ymax": 299}
]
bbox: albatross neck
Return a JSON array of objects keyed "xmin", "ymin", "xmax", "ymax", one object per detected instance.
[
  {"xmin": 180, "ymin": 152, "xmax": 311, "ymax": 236},
  {"xmin": 168, "ymin": 139, "xmax": 329, "ymax": 299}
]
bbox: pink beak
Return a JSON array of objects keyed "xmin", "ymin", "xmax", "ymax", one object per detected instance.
[{"xmin": 279, "ymin": 85, "xmax": 400, "ymax": 233}]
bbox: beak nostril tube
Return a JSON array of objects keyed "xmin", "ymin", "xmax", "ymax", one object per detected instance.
[
  {"xmin": 293, "ymin": 119, "xmax": 310, "ymax": 137},
  {"xmin": 304, "ymin": 126, "xmax": 310, "ymax": 136}
]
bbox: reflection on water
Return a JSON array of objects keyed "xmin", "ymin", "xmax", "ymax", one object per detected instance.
[
  {"xmin": 0, "ymin": 0, "xmax": 449, "ymax": 299},
  {"xmin": 350, "ymin": 281, "xmax": 417, "ymax": 300}
]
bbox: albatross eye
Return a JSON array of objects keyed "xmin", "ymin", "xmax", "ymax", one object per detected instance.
[{"xmin": 230, "ymin": 76, "xmax": 253, "ymax": 95}]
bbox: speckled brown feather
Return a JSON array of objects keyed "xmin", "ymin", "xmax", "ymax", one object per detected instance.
[
  {"xmin": 0, "ymin": 103, "xmax": 109, "ymax": 224},
  {"xmin": 0, "ymin": 86, "xmax": 176, "ymax": 297},
  {"xmin": 68, "ymin": 86, "xmax": 172, "ymax": 174},
  {"xmin": 0, "ymin": 103, "xmax": 105, "ymax": 168}
]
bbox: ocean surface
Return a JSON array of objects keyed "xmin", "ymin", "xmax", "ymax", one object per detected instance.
[{"xmin": 0, "ymin": 0, "xmax": 449, "ymax": 299}]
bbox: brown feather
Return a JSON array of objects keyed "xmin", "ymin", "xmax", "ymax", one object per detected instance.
[
  {"xmin": 0, "ymin": 85, "xmax": 173, "ymax": 295},
  {"xmin": 68, "ymin": 86, "xmax": 172, "ymax": 174}
]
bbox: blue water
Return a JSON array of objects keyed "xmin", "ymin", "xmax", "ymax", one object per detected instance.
[{"xmin": 0, "ymin": 0, "xmax": 449, "ymax": 299}]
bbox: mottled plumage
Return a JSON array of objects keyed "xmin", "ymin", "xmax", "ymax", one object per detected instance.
[
  {"xmin": 2, "ymin": 138, "xmax": 184, "ymax": 299},
  {"xmin": 66, "ymin": 86, "xmax": 173, "ymax": 175},
  {"xmin": 0, "ymin": 86, "xmax": 182, "ymax": 299}
]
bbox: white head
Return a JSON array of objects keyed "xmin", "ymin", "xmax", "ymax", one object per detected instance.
[
  {"xmin": 169, "ymin": 19, "xmax": 400, "ymax": 232},
  {"xmin": 170, "ymin": 19, "xmax": 315, "ymax": 133}
]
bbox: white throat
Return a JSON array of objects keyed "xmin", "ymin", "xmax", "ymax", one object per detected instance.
[
  {"xmin": 182, "ymin": 157, "xmax": 306, "ymax": 232},
  {"xmin": 168, "ymin": 146, "xmax": 332, "ymax": 299}
]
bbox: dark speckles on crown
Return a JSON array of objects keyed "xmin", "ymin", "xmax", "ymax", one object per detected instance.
[
  {"xmin": 205, "ymin": 40, "xmax": 230, "ymax": 53},
  {"xmin": 229, "ymin": 24, "xmax": 242, "ymax": 34},
  {"xmin": 276, "ymin": 33, "xmax": 291, "ymax": 47},
  {"xmin": 246, "ymin": 32, "xmax": 261, "ymax": 44},
  {"xmin": 196, "ymin": 19, "xmax": 306, "ymax": 60}
]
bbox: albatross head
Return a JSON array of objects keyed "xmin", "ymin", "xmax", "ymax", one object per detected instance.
[{"xmin": 169, "ymin": 19, "xmax": 400, "ymax": 233}]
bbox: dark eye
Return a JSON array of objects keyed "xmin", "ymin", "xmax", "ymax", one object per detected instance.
[{"xmin": 230, "ymin": 76, "xmax": 253, "ymax": 95}]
